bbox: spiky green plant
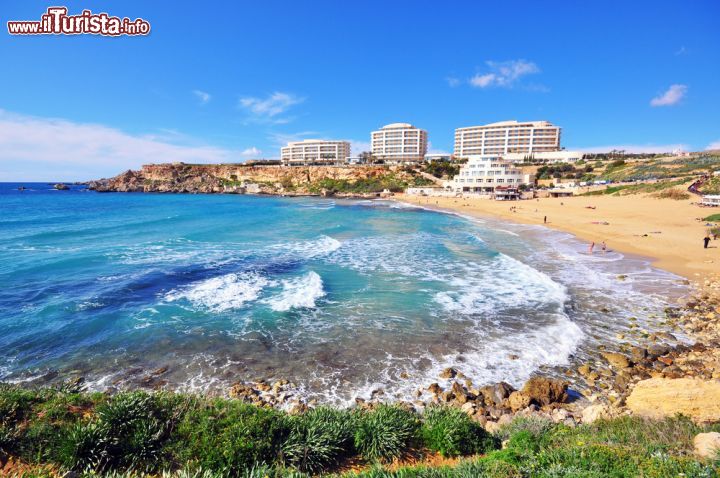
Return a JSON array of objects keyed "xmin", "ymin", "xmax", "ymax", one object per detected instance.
[
  {"xmin": 282, "ymin": 407, "xmax": 355, "ymax": 473},
  {"xmin": 420, "ymin": 406, "xmax": 497, "ymax": 457},
  {"xmin": 354, "ymin": 405, "xmax": 420, "ymax": 463}
]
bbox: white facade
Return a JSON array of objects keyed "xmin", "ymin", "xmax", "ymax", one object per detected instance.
[
  {"xmin": 452, "ymin": 155, "xmax": 534, "ymax": 193},
  {"xmin": 454, "ymin": 120, "xmax": 561, "ymax": 158},
  {"xmin": 702, "ymin": 195, "xmax": 720, "ymax": 207},
  {"xmin": 281, "ymin": 140, "xmax": 350, "ymax": 165},
  {"xmin": 502, "ymin": 150, "xmax": 584, "ymax": 164},
  {"xmin": 371, "ymin": 123, "xmax": 428, "ymax": 163}
]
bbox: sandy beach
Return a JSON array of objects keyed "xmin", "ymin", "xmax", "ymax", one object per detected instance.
[{"xmin": 398, "ymin": 193, "xmax": 719, "ymax": 285}]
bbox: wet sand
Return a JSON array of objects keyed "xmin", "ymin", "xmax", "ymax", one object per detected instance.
[{"xmin": 397, "ymin": 193, "xmax": 719, "ymax": 286}]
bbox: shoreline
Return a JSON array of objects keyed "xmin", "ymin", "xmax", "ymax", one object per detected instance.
[{"xmin": 396, "ymin": 192, "xmax": 719, "ymax": 286}]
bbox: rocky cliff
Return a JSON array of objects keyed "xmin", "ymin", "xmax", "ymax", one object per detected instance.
[{"xmin": 88, "ymin": 163, "xmax": 428, "ymax": 197}]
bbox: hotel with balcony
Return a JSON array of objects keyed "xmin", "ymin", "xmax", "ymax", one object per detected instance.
[
  {"xmin": 451, "ymin": 155, "xmax": 534, "ymax": 194},
  {"xmin": 280, "ymin": 139, "xmax": 351, "ymax": 165},
  {"xmin": 371, "ymin": 123, "xmax": 428, "ymax": 163},
  {"xmin": 454, "ymin": 120, "xmax": 561, "ymax": 158}
]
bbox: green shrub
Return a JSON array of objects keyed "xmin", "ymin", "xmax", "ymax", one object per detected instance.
[
  {"xmin": 354, "ymin": 405, "xmax": 420, "ymax": 462},
  {"xmin": 282, "ymin": 407, "xmax": 355, "ymax": 473},
  {"xmin": 420, "ymin": 406, "xmax": 496, "ymax": 457},
  {"xmin": 173, "ymin": 399, "xmax": 289, "ymax": 473},
  {"xmin": 0, "ymin": 385, "xmax": 39, "ymax": 427},
  {"xmin": 65, "ymin": 391, "xmax": 179, "ymax": 472}
]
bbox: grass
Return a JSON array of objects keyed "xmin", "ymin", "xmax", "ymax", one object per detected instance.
[
  {"xmin": 704, "ymin": 214, "xmax": 720, "ymax": 222},
  {"xmin": 0, "ymin": 385, "xmax": 719, "ymax": 477}
]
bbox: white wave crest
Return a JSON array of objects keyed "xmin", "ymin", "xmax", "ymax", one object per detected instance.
[
  {"xmin": 272, "ymin": 235, "xmax": 341, "ymax": 259},
  {"xmin": 164, "ymin": 272, "xmax": 271, "ymax": 312},
  {"xmin": 434, "ymin": 253, "xmax": 568, "ymax": 315},
  {"xmin": 267, "ymin": 271, "xmax": 325, "ymax": 312}
]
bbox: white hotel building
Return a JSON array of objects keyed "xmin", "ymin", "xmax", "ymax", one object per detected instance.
[
  {"xmin": 280, "ymin": 139, "xmax": 351, "ymax": 165},
  {"xmin": 454, "ymin": 120, "xmax": 561, "ymax": 158},
  {"xmin": 452, "ymin": 155, "xmax": 534, "ymax": 194},
  {"xmin": 371, "ymin": 123, "xmax": 428, "ymax": 163}
]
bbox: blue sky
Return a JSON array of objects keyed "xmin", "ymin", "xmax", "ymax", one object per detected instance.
[{"xmin": 1, "ymin": 0, "xmax": 719, "ymax": 181}]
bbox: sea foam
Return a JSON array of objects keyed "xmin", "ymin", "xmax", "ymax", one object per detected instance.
[
  {"xmin": 164, "ymin": 272, "xmax": 271, "ymax": 312},
  {"xmin": 266, "ymin": 271, "xmax": 325, "ymax": 312}
]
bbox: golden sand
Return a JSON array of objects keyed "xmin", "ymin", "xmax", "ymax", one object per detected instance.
[{"xmin": 397, "ymin": 193, "xmax": 719, "ymax": 285}]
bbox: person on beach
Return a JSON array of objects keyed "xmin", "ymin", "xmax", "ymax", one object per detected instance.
[
  {"xmin": 601, "ymin": 241, "xmax": 607, "ymax": 254},
  {"xmin": 589, "ymin": 241, "xmax": 595, "ymax": 254},
  {"xmin": 705, "ymin": 234, "xmax": 711, "ymax": 249},
  {"xmin": 544, "ymin": 216, "xmax": 547, "ymax": 224}
]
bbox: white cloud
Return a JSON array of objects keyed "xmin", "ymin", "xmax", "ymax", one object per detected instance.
[
  {"xmin": 192, "ymin": 90, "xmax": 211, "ymax": 104},
  {"xmin": 239, "ymin": 92, "xmax": 305, "ymax": 123},
  {"xmin": 575, "ymin": 143, "xmax": 690, "ymax": 154},
  {"xmin": 446, "ymin": 76, "xmax": 461, "ymax": 87},
  {"xmin": 469, "ymin": 60, "xmax": 540, "ymax": 88},
  {"xmin": 0, "ymin": 109, "xmax": 259, "ymax": 181},
  {"xmin": 241, "ymin": 146, "xmax": 262, "ymax": 156},
  {"xmin": 706, "ymin": 140, "xmax": 720, "ymax": 151},
  {"xmin": 650, "ymin": 84, "xmax": 687, "ymax": 107},
  {"xmin": 675, "ymin": 46, "xmax": 687, "ymax": 56}
]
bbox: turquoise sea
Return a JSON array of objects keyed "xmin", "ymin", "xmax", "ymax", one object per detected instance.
[{"xmin": 0, "ymin": 183, "xmax": 687, "ymax": 404}]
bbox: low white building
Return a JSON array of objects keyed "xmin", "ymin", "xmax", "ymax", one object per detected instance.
[
  {"xmin": 424, "ymin": 153, "xmax": 452, "ymax": 162},
  {"xmin": 702, "ymin": 195, "xmax": 720, "ymax": 207},
  {"xmin": 502, "ymin": 150, "xmax": 585, "ymax": 164},
  {"xmin": 451, "ymin": 155, "xmax": 534, "ymax": 194}
]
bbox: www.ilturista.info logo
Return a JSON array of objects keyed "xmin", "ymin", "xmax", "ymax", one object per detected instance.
[{"xmin": 7, "ymin": 7, "xmax": 150, "ymax": 36}]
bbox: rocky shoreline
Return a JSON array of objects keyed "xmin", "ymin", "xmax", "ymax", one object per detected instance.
[
  {"xmin": 86, "ymin": 162, "xmax": 425, "ymax": 198},
  {"xmin": 214, "ymin": 277, "xmax": 720, "ymax": 432}
]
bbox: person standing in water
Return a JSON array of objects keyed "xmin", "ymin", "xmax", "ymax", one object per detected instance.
[
  {"xmin": 589, "ymin": 241, "xmax": 595, "ymax": 254},
  {"xmin": 601, "ymin": 241, "xmax": 607, "ymax": 254},
  {"xmin": 704, "ymin": 234, "xmax": 711, "ymax": 249}
]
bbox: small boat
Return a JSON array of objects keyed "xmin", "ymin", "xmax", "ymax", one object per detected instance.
[
  {"xmin": 17, "ymin": 186, "xmax": 26, "ymax": 191},
  {"xmin": 54, "ymin": 183, "xmax": 70, "ymax": 190}
]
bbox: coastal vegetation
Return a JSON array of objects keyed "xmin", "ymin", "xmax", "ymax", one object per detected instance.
[
  {"xmin": 699, "ymin": 177, "xmax": 720, "ymax": 195},
  {"xmin": 1, "ymin": 385, "xmax": 719, "ymax": 477},
  {"xmin": 307, "ymin": 173, "xmax": 433, "ymax": 195},
  {"xmin": 594, "ymin": 156, "xmax": 720, "ymax": 182},
  {"xmin": 580, "ymin": 178, "xmax": 690, "ymax": 197},
  {"xmin": 420, "ymin": 161, "xmax": 462, "ymax": 180}
]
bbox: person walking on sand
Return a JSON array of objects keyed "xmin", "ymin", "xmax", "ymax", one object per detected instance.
[
  {"xmin": 704, "ymin": 234, "xmax": 711, "ymax": 249},
  {"xmin": 544, "ymin": 216, "xmax": 547, "ymax": 224},
  {"xmin": 589, "ymin": 241, "xmax": 595, "ymax": 254}
]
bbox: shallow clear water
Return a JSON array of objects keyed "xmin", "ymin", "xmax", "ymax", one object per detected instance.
[{"xmin": 0, "ymin": 183, "xmax": 687, "ymax": 404}]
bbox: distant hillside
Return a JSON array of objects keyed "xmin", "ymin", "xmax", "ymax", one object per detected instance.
[{"xmin": 88, "ymin": 163, "xmax": 434, "ymax": 197}]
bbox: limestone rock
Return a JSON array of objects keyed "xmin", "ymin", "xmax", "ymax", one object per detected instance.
[
  {"xmin": 507, "ymin": 391, "xmax": 531, "ymax": 412},
  {"xmin": 521, "ymin": 377, "xmax": 568, "ymax": 406},
  {"xmin": 626, "ymin": 378, "xmax": 720, "ymax": 423},
  {"xmin": 581, "ymin": 403, "xmax": 613, "ymax": 424},
  {"xmin": 601, "ymin": 352, "xmax": 631, "ymax": 369},
  {"xmin": 693, "ymin": 432, "xmax": 720, "ymax": 458},
  {"xmin": 439, "ymin": 367, "xmax": 458, "ymax": 379}
]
